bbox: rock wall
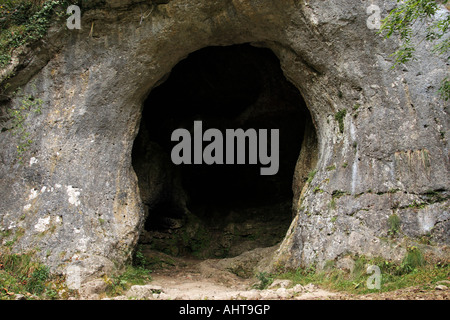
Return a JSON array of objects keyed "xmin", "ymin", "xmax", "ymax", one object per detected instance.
[{"xmin": 0, "ymin": 0, "xmax": 448, "ymax": 283}]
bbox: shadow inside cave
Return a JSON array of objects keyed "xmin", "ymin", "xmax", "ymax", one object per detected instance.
[{"xmin": 132, "ymin": 43, "xmax": 316, "ymax": 260}]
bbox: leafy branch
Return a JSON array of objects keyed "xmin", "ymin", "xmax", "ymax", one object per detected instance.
[
  {"xmin": 0, "ymin": 0, "xmax": 67, "ymax": 68},
  {"xmin": 379, "ymin": 0, "xmax": 449, "ymax": 100}
]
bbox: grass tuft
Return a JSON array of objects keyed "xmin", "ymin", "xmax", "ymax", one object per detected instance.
[
  {"xmin": 276, "ymin": 253, "xmax": 449, "ymax": 295},
  {"xmin": 0, "ymin": 248, "xmax": 71, "ymax": 299}
]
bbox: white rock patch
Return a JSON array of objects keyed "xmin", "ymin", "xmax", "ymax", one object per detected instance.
[
  {"xmin": 29, "ymin": 157, "xmax": 38, "ymax": 166},
  {"xmin": 67, "ymin": 186, "xmax": 81, "ymax": 206},
  {"xmin": 35, "ymin": 216, "xmax": 51, "ymax": 232},
  {"xmin": 28, "ymin": 188, "xmax": 39, "ymax": 201}
]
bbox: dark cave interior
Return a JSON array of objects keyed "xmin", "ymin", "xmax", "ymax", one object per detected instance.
[{"xmin": 132, "ymin": 44, "xmax": 314, "ymax": 258}]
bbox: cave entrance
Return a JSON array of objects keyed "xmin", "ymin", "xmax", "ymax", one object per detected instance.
[{"xmin": 132, "ymin": 44, "xmax": 316, "ymax": 260}]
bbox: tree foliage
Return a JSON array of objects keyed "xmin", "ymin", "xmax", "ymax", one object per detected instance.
[
  {"xmin": 380, "ymin": 0, "xmax": 449, "ymax": 100},
  {"xmin": 0, "ymin": 0, "xmax": 68, "ymax": 67}
]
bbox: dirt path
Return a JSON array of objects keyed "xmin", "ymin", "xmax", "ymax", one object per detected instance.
[
  {"xmin": 107, "ymin": 250, "xmax": 449, "ymax": 300},
  {"xmin": 151, "ymin": 257, "xmax": 335, "ymax": 299},
  {"xmin": 108, "ymin": 250, "xmax": 338, "ymax": 300}
]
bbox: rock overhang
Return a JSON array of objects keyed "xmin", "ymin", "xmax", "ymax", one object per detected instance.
[{"xmin": 0, "ymin": 0, "xmax": 448, "ymax": 285}]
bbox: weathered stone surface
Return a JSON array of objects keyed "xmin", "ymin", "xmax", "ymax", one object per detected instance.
[
  {"xmin": 65, "ymin": 255, "xmax": 115, "ymax": 289},
  {"xmin": 79, "ymin": 279, "xmax": 109, "ymax": 299},
  {"xmin": 14, "ymin": 294, "xmax": 26, "ymax": 300},
  {"xmin": 126, "ymin": 284, "xmax": 163, "ymax": 299},
  {"xmin": 203, "ymin": 246, "xmax": 278, "ymax": 279},
  {"xmin": 0, "ymin": 0, "xmax": 448, "ymax": 285},
  {"xmin": 336, "ymin": 256, "xmax": 355, "ymax": 273},
  {"xmin": 238, "ymin": 289, "xmax": 261, "ymax": 300},
  {"xmin": 292, "ymin": 284, "xmax": 305, "ymax": 293},
  {"xmin": 268, "ymin": 279, "xmax": 292, "ymax": 290}
]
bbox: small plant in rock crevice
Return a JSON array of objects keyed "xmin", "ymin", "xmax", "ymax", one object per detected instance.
[
  {"xmin": 306, "ymin": 169, "xmax": 317, "ymax": 184},
  {"xmin": 388, "ymin": 213, "xmax": 401, "ymax": 237},
  {"xmin": 334, "ymin": 109, "xmax": 347, "ymax": 134}
]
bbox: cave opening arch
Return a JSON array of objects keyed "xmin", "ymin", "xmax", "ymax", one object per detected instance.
[{"xmin": 131, "ymin": 43, "xmax": 318, "ymax": 260}]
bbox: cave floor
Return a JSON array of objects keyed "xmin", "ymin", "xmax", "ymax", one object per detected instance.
[
  {"xmin": 102, "ymin": 249, "xmax": 450, "ymax": 300},
  {"xmin": 120, "ymin": 247, "xmax": 339, "ymax": 300}
]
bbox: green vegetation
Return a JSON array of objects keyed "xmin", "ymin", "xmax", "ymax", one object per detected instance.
[
  {"xmin": 400, "ymin": 190, "xmax": 447, "ymax": 210},
  {"xmin": 329, "ymin": 198, "xmax": 336, "ymax": 210},
  {"xmin": 331, "ymin": 190, "xmax": 348, "ymax": 199},
  {"xmin": 0, "ymin": 0, "xmax": 69, "ymax": 68},
  {"xmin": 334, "ymin": 109, "xmax": 347, "ymax": 133},
  {"xmin": 408, "ymin": 199, "xmax": 428, "ymax": 209},
  {"xmin": 104, "ymin": 245, "xmax": 153, "ymax": 297},
  {"xmin": 104, "ymin": 265, "xmax": 152, "ymax": 297},
  {"xmin": 328, "ymin": 190, "xmax": 350, "ymax": 210},
  {"xmin": 313, "ymin": 186, "xmax": 324, "ymax": 194},
  {"xmin": 0, "ymin": 249, "xmax": 72, "ymax": 299},
  {"xmin": 402, "ymin": 246, "xmax": 425, "ymax": 272},
  {"xmin": 326, "ymin": 164, "xmax": 336, "ymax": 171},
  {"xmin": 0, "ymin": 245, "xmax": 154, "ymax": 300},
  {"xmin": 352, "ymin": 104, "xmax": 360, "ymax": 119},
  {"xmin": 133, "ymin": 245, "xmax": 149, "ymax": 268},
  {"xmin": 418, "ymin": 232, "xmax": 433, "ymax": 245},
  {"xmin": 3, "ymin": 227, "xmax": 24, "ymax": 247},
  {"xmin": 388, "ymin": 213, "xmax": 401, "ymax": 236},
  {"xmin": 6, "ymin": 85, "xmax": 43, "ymax": 163},
  {"xmin": 438, "ymin": 78, "xmax": 450, "ymax": 100},
  {"xmin": 306, "ymin": 169, "xmax": 317, "ymax": 184},
  {"xmin": 424, "ymin": 189, "xmax": 447, "ymax": 203},
  {"xmin": 380, "ymin": 0, "xmax": 449, "ymax": 101},
  {"xmin": 276, "ymin": 252, "xmax": 449, "ymax": 294},
  {"xmin": 133, "ymin": 244, "xmax": 175, "ymax": 270},
  {"xmin": 253, "ymin": 272, "xmax": 274, "ymax": 290}
]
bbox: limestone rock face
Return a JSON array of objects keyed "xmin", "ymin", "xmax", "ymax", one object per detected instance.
[{"xmin": 0, "ymin": 0, "xmax": 448, "ymax": 283}]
